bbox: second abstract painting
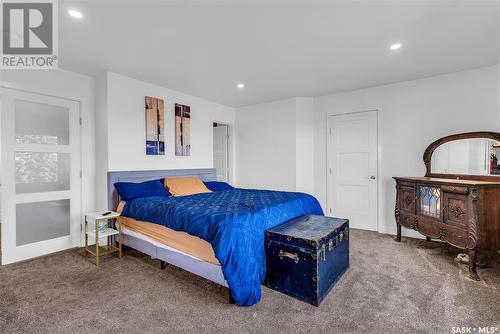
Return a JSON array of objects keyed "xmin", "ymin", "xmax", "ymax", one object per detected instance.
[{"xmin": 175, "ymin": 103, "xmax": 191, "ymax": 156}]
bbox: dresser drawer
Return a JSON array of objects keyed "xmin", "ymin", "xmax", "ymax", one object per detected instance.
[
  {"xmin": 399, "ymin": 186, "xmax": 415, "ymax": 213},
  {"xmin": 443, "ymin": 193, "xmax": 469, "ymax": 228},
  {"xmin": 442, "ymin": 185, "xmax": 469, "ymax": 195},
  {"xmin": 399, "ymin": 212, "xmax": 416, "ymax": 229},
  {"xmin": 415, "ymin": 217, "xmax": 441, "ymax": 239},
  {"xmin": 439, "ymin": 224, "xmax": 469, "ymax": 249},
  {"xmin": 398, "ymin": 180, "xmax": 416, "ymax": 188}
]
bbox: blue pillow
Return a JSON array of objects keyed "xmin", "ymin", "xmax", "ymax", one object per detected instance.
[
  {"xmin": 114, "ymin": 179, "xmax": 170, "ymax": 201},
  {"xmin": 204, "ymin": 181, "xmax": 234, "ymax": 192}
]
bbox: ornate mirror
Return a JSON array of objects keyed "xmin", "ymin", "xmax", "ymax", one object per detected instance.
[{"xmin": 423, "ymin": 132, "xmax": 500, "ymax": 181}]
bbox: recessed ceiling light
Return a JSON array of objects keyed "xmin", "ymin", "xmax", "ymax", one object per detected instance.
[
  {"xmin": 390, "ymin": 43, "xmax": 402, "ymax": 51},
  {"xmin": 237, "ymin": 83, "xmax": 245, "ymax": 89},
  {"xmin": 68, "ymin": 9, "xmax": 83, "ymax": 19}
]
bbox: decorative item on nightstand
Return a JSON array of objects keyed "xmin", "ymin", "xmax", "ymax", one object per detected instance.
[{"xmin": 83, "ymin": 211, "xmax": 122, "ymax": 266}]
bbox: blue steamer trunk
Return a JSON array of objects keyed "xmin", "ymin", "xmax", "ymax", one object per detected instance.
[{"xmin": 264, "ymin": 215, "xmax": 349, "ymax": 306}]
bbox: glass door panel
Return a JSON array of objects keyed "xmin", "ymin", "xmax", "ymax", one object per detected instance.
[
  {"xmin": 15, "ymin": 100, "xmax": 69, "ymax": 145},
  {"xmin": 16, "ymin": 199, "xmax": 70, "ymax": 246},
  {"xmin": 419, "ymin": 185, "xmax": 441, "ymax": 218},
  {"xmin": 15, "ymin": 152, "xmax": 70, "ymax": 194},
  {"xmin": 1, "ymin": 88, "xmax": 80, "ymax": 265}
]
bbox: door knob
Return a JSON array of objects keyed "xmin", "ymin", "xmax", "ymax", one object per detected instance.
[{"xmin": 370, "ymin": 176, "xmax": 376, "ymax": 180}]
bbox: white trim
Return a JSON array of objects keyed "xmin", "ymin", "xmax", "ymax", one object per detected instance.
[
  {"xmin": 16, "ymin": 191, "xmax": 72, "ymax": 204},
  {"xmin": 14, "ymin": 144, "xmax": 72, "ymax": 153},
  {"xmin": 6, "ymin": 235, "xmax": 76, "ymax": 264},
  {"xmin": 0, "ymin": 83, "xmax": 83, "ymax": 103}
]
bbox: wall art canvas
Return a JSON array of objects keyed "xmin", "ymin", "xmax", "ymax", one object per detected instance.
[
  {"xmin": 145, "ymin": 96, "xmax": 165, "ymax": 155},
  {"xmin": 175, "ymin": 103, "xmax": 191, "ymax": 156}
]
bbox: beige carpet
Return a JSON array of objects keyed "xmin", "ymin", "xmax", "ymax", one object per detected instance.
[{"xmin": 0, "ymin": 229, "xmax": 499, "ymax": 334}]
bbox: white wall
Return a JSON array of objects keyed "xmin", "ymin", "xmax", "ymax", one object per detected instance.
[
  {"xmin": 314, "ymin": 65, "xmax": 499, "ymax": 236},
  {"xmin": 0, "ymin": 69, "xmax": 97, "ymax": 221},
  {"xmin": 295, "ymin": 97, "xmax": 315, "ymax": 194},
  {"xmin": 236, "ymin": 98, "xmax": 296, "ymax": 191},
  {"xmin": 235, "ymin": 97, "xmax": 314, "ymax": 193},
  {"xmin": 94, "ymin": 72, "xmax": 109, "ymax": 209},
  {"xmin": 96, "ymin": 72, "xmax": 236, "ymax": 208}
]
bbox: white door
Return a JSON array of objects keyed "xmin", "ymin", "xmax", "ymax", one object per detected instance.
[
  {"xmin": 0, "ymin": 88, "xmax": 81, "ymax": 265},
  {"xmin": 213, "ymin": 124, "xmax": 229, "ymax": 182},
  {"xmin": 327, "ymin": 110, "xmax": 378, "ymax": 231}
]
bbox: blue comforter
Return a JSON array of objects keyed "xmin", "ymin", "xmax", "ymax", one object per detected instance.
[{"xmin": 122, "ymin": 188, "xmax": 323, "ymax": 306}]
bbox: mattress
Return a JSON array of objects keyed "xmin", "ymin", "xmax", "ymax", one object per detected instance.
[{"xmin": 116, "ymin": 202, "xmax": 219, "ymax": 265}]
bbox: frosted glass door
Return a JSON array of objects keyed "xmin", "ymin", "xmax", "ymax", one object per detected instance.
[{"xmin": 1, "ymin": 88, "xmax": 81, "ymax": 265}]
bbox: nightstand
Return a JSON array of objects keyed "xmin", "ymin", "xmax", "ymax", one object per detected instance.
[{"xmin": 83, "ymin": 211, "xmax": 122, "ymax": 266}]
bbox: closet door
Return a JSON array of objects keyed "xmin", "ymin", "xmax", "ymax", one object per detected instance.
[
  {"xmin": 0, "ymin": 88, "xmax": 81, "ymax": 264},
  {"xmin": 327, "ymin": 110, "xmax": 378, "ymax": 231}
]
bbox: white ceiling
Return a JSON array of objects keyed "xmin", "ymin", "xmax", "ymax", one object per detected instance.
[{"xmin": 60, "ymin": 1, "xmax": 500, "ymax": 107}]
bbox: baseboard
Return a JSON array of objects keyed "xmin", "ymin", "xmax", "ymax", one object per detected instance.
[{"xmin": 378, "ymin": 224, "xmax": 426, "ymax": 240}]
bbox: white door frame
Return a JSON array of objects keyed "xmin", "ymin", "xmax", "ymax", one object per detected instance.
[
  {"xmin": 326, "ymin": 109, "xmax": 380, "ymax": 232},
  {"xmin": 211, "ymin": 120, "xmax": 232, "ymax": 183},
  {"xmin": 0, "ymin": 87, "xmax": 82, "ymax": 264}
]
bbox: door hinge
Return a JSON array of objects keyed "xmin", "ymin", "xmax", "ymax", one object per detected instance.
[
  {"xmin": 329, "ymin": 208, "xmax": 332, "ymax": 214},
  {"xmin": 79, "ymin": 117, "xmax": 82, "ymax": 125},
  {"xmin": 329, "ymin": 128, "xmax": 332, "ymax": 136},
  {"xmin": 79, "ymin": 170, "xmax": 82, "ymax": 178},
  {"xmin": 329, "ymin": 167, "xmax": 332, "ymax": 174}
]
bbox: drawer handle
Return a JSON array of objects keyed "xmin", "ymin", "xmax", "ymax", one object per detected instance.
[{"xmin": 279, "ymin": 250, "xmax": 299, "ymax": 264}]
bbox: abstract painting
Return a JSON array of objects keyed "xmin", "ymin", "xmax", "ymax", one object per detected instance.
[
  {"xmin": 145, "ymin": 96, "xmax": 165, "ymax": 155},
  {"xmin": 175, "ymin": 103, "xmax": 191, "ymax": 156}
]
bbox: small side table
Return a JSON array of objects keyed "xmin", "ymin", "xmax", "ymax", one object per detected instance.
[{"xmin": 84, "ymin": 211, "xmax": 122, "ymax": 266}]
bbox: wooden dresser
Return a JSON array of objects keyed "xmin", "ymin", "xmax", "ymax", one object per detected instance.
[{"xmin": 394, "ymin": 132, "xmax": 500, "ymax": 280}]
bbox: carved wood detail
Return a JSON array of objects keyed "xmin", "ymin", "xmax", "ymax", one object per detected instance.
[
  {"xmin": 467, "ymin": 187, "xmax": 479, "ymax": 250},
  {"xmin": 394, "ymin": 183, "xmax": 400, "ymax": 222},
  {"xmin": 403, "ymin": 194, "xmax": 413, "ymax": 207},
  {"xmin": 394, "ymin": 183, "xmax": 402, "ymax": 242},
  {"xmin": 450, "ymin": 205, "xmax": 465, "ymax": 218},
  {"xmin": 439, "ymin": 225, "xmax": 446, "ymax": 240}
]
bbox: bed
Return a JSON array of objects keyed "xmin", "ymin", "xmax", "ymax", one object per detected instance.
[{"xmin": 108, "ymin": 168, "xmax": 323, "ymax": 306}]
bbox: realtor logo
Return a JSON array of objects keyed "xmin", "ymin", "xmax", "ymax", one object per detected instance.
[{"xmin": 1, "ymin": 0, "xmax": 58, "ymax": 68}]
